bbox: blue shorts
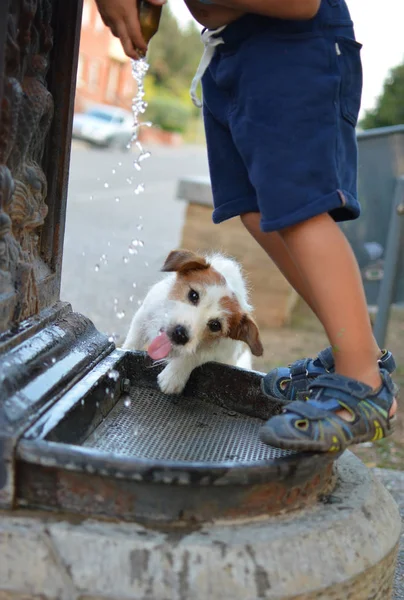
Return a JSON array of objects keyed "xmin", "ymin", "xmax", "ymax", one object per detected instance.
[{"xmin": 201, "ymin": 0, "xmax": 363, "ymax": 232}]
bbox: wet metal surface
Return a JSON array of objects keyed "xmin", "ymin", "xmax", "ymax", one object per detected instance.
[
  {"xmin": 0, "ymin": 304, "xmax": 111, "ymax": 509},
  {"xmin": 83, "ymin": 385, "xmax": 294, "ymax": 463},
  {"xmin": 15, "ymin": 350, "xmax": 338, "ymax": 523}
]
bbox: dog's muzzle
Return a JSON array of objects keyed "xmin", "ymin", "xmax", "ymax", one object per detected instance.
[{"xmin": 169, "ymin": 325, "xmax": 189, "ymax": 346}]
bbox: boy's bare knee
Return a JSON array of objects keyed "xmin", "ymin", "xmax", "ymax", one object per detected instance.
[{"xmin": 240, "ymin": 212, "xmax": 260, "ymax": 228}]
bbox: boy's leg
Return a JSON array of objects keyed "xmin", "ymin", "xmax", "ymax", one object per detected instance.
[
  {"xmin": 247, "ymin": 210, "xmax": 397, "ymax": 422},
  {"xmin": 278, "ymin": 212, "xmax": 392, "ymax": 401},
  {"xmin": 240, "ymin": 213, "xmax": 318, "ymax": 317},
  {"xmin": 256, "ymin": 211, "xmax": 397, "ymax": 451},
  {"xmin": 240, "ymin": 212, "xmax": 382, "ymax": 362}
]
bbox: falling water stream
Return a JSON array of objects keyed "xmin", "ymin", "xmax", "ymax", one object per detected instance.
[
  {"xmin": 100, "ymin": 57, "xmax": 153, "ymax": 337},
  {"xmin": 130, "ymin": 57, "xmax": 153, "ymax": 170},
  {"xmin": 103, "ymin": 57, "xmax": 155, "ymax": 395}
]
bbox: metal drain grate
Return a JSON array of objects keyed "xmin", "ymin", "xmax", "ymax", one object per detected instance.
[{"xmin": 83, "ymin": 385, "xmax": 294, "ymax": 463}]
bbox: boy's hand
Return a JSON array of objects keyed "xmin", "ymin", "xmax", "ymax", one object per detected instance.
[{"xmin": 94, "ymin": 0, "xmax": 166, "ymax": 60}]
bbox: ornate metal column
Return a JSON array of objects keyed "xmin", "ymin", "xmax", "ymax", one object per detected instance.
[{"xmin": 0, "ymin": 0, "xmax": 112, "ymax": 508}]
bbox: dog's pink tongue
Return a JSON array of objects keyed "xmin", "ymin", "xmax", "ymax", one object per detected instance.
[{"xmin": 147, "ymin": 331, "xmax": 172, "ymax": 360}]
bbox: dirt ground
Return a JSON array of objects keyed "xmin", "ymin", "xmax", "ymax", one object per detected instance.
[{"xmin": 253, "ymin": 302, "xmax": 404, "ymax": 470}]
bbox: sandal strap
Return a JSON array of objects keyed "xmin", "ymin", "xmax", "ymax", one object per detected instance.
[
  {"xmin": 262, "ymin": 349, "xmax": 396, "ymax": 406},
  {"xmin": 289, "ymin": 358, "xmax": 310, "ymax": 379},
  {"xmin": 379, "ymin": 350, "xmax": 396, "ymax": 373},
  {"xmin": 311, "ymin": 369, "xmax": 396, "ymax": 397},
  {"xmin": 286, "ymin": 371, "xmax": 395, "ymax": 421},
  {"xmin": 316, "ymin": 346, "xmax": 335, "ymax": 371},
  {"xmin": 289, "ymin": 357, "xmax": 327, "ymax": 394},
  {"xmin": 289, "ymin": 347, "xmax": 335, "ymax": 382},
  {"xmin": 309, "ymin": 373, "xmax": 371, "ymax": 400}
]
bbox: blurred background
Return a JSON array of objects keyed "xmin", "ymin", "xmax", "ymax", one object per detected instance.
[{"xmin": 73, "ymin": 0, "xmax": 205, "ymax": 145}]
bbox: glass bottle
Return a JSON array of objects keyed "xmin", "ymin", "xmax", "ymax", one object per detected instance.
[{"xmin": 138, "ymin": 0, "xmax": 163, "ymax": 45}]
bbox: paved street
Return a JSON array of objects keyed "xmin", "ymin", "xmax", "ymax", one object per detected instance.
[{"xmin": 61, "ymin": 142, "xmax": 209, "ymax": 343}]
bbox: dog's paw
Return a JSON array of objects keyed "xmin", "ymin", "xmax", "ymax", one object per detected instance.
[{"xmin": 157, "ymin": 367, "xmax": 187, "ymax": 395}]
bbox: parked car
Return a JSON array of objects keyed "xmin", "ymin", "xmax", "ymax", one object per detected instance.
[{"xmin": 72, "ymin": 104, "xmax": 133, "ymax": 151}]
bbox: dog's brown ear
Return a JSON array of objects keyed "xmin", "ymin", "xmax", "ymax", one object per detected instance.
[
  {"xmin": 161, "ymin": 250, "xmax": 209, "ymax": 274},
  {"xmin": 230, "ymin": 314, "xmax": 263, "ymax": 357}
]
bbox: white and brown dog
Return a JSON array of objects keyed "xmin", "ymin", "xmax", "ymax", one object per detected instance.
[{"xmin": 123, "ymin": 249, "xmax": 263, "ymax": 395}]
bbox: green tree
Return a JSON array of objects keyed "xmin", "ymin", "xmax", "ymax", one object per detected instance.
[
  {"xmin": 361, "ymin": 63, "xmax": 404, "ymax": 129},
  {"xmin": 147, "ymin": 7, "xmax": 202, "ymax": 97}
]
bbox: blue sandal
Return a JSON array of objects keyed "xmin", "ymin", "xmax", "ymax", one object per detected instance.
[
  {"xmin": 260, "ymin": 370, "xmax": 397, "ymax": 453},
  {"xmin": 261, "ymin": 347, "xmax": 396, "ymax": 404}
]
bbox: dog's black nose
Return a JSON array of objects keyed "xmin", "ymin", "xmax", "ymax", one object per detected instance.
[{"xmin": 170, "ymin": 325, "xmax": 189, "ymax": 346}]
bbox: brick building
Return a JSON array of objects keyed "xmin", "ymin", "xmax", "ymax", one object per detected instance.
[{"xmin": 75, "ymin": 0, "xmax": 134, "ymax": 113}]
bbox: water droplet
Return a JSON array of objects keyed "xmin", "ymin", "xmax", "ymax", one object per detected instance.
[
  {"xmin": 132, "ymin": 282, "xmax": 137, "ymax": 288},
  {"xmin": 81, "ymin": 399, "xmax": 85, "ymax": 406},
  {"xmin": 96, "ymin": 402, "xmax": 99, "ymax": 408},
  {"xmin": 118, "ymin": 162, "xmax": 122, "ymax": 167},
  {"xmin": 134, "ymin": 183, "xmax": 144, "ymax": 195},
  {"xmin": 107, "ymin": 369, "xmax": 120, "ymax": 381},
  {"xmin": 116, "ymin": 310, "xmax": 125, "ymax": 319},
  {"xmin": 124, "ymin": 398, "xmax": 131, "ymax": 408},
  {"xmin": 122, "ymin": 256, "xmax": 129, "ymax": 264},
  {"xmin": 137, "ymin": 300, "xmax": 143, "ymax": 306},
  {"xmin": 89, "ymin": 195, "xmax": 93, "ymax": 200},
  {"xmin": 105, "ymin": 387, "xmax": 110, "ymax": 394},
  {"xmin": 141, "ymin": 121, "xmax": 153, "ymax": 128},
  {"xmin": 128, "ymin": 247, "xmax": 138, "ymax": 255},
  {"xmin": 94, "ymin": 264, "xmax": 100, "ymax": 272},
  {"xmin": 126, "ymin": 177, "xmax": 133, "ymax": 185},
  {"xmin": 112, "ymin": 169, "xmax": 116, "ymax": 174},
  {"xmin": 133, "ymin": 161, "xmax": 141, "ymax": 171},
  {"xmin": 82, "ymin": 251, "xmax": 86, "ymax": 256},
  {"xmin": 139, "ymin": 215, "xmax": 143, "ymax": 220},
  {"xmin": 108, "ymin": 335, "xmax": 115, "ymax": 343},
  {"xmin": 129, "ymin": 295, "xmax": 134, "ymax": 302},
  {"xmin": 104, "ymin": 182, "xmax": 109, "ymax": 188},
  {"xmin": 126, "ymin": 143, "xmax": 131, "ymax": 150},
  {"xmin": 115, "ymin": 196, "xmax": 120, "ymax": 203},
  {"xmin": 51, "ymin": 357, "xmax": 56, "ymax": 364},
  {"xmin": 107, "ymin": 241, "xmax": 111, "ymax": 247},
  {"xmin": 135, "ymin": 141, "xmax": 143, "ymax": 152},
  {"xmin": 136, "ymin": 224, "xmax": 143, "ymax": 231},
  {"xmin": 144, "ymin": 261, "xmax": 149, "ymax": 267},
  {"xmin": 139, "ymin": 151, "xmax": 151, "ymax": 162}
]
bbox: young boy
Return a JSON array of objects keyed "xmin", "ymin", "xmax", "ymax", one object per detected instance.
[{"xmin": 95, "ymin": 0, "xmax": 397, "ymax": 453}]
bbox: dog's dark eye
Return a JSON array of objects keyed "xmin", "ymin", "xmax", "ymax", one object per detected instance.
[
  {"xmin": 188, "ymin": 289, "xmax": 199, "ymax": 305},
  {"xmin": 208, "ymin": 319, "xmax": 222, "ymax": 332}
]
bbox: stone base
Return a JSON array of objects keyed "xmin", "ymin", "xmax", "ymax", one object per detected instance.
[{"xmin": 0, "ymin": 452, "xmax": 400, "ymax": 600}]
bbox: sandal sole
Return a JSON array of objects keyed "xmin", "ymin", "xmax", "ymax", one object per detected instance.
[{"xmin": 260, "ymin": 415, "xmax": 397, "ymax": 453}]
